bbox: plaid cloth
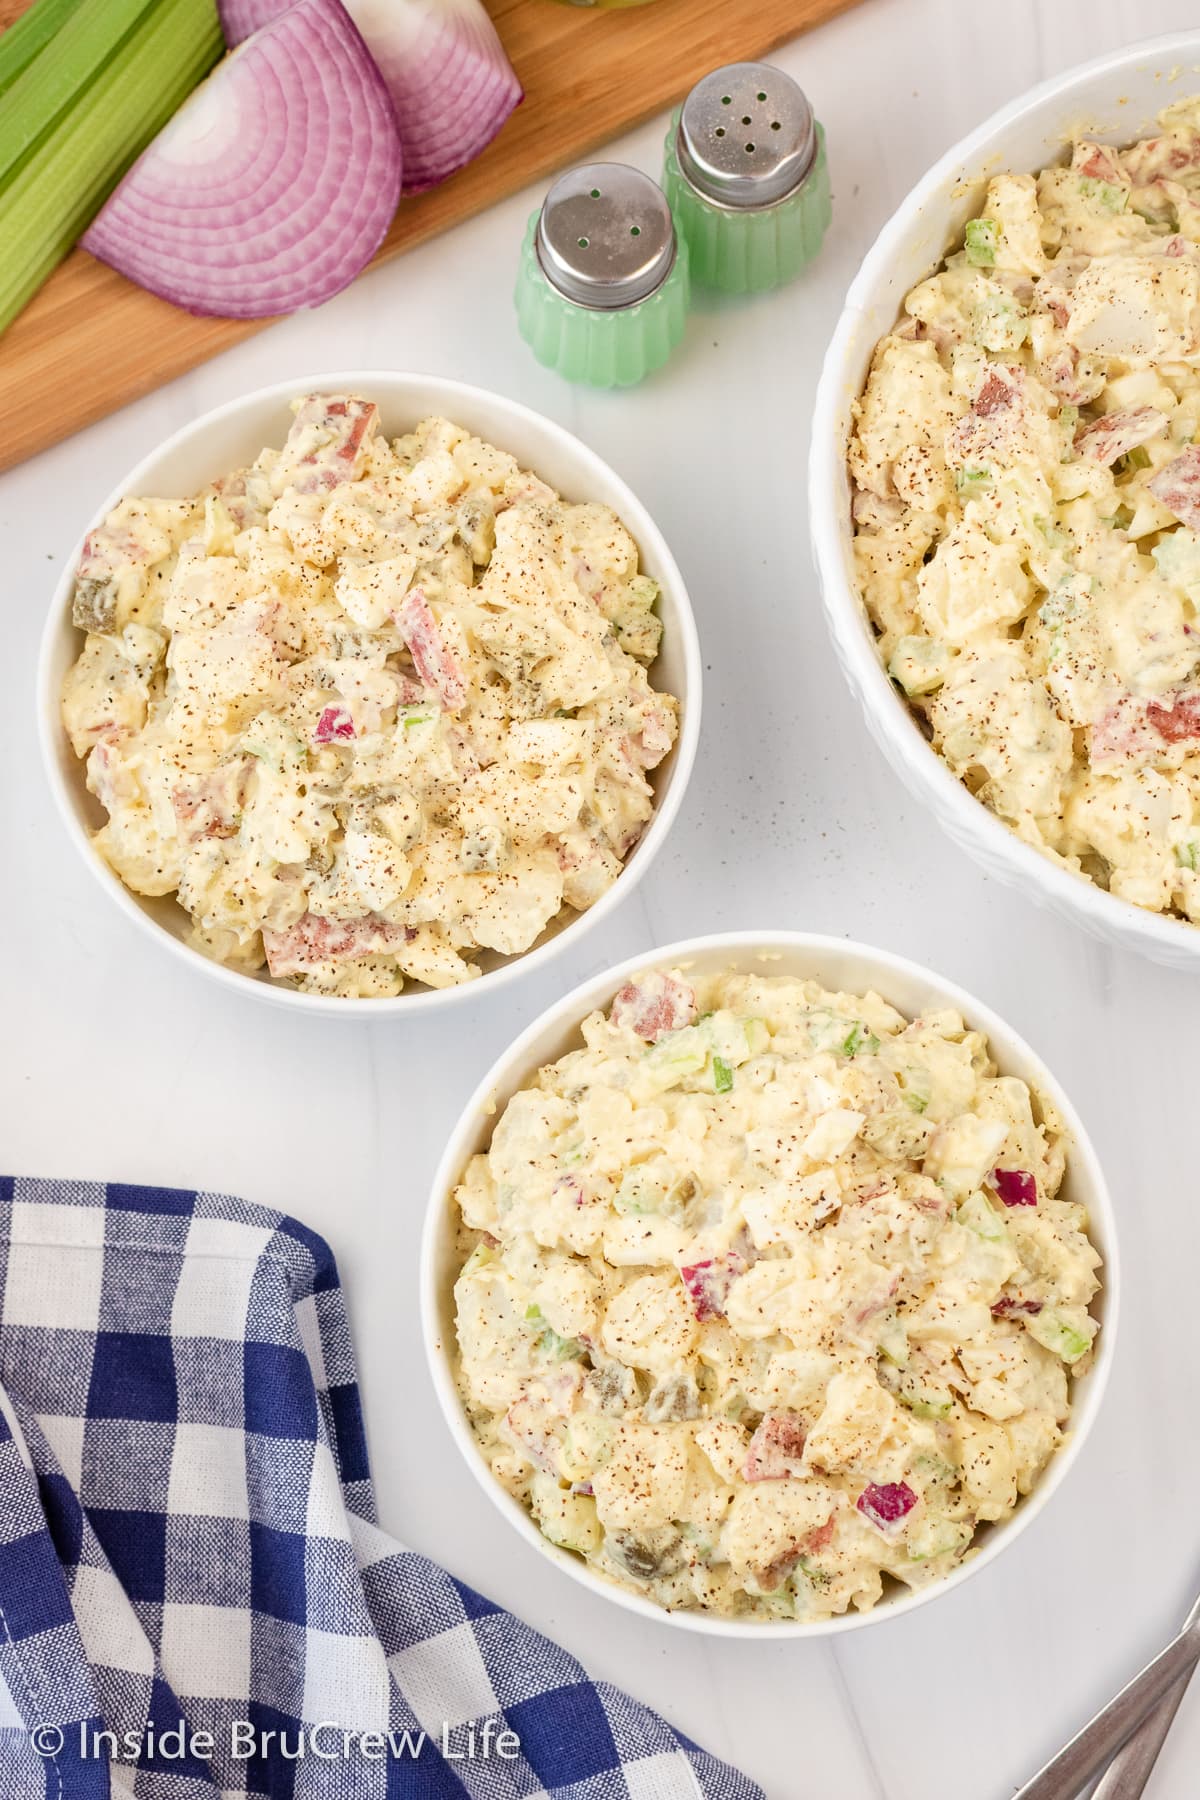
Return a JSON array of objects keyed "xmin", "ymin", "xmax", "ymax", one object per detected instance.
[{"xmin": 0, "ymin": 1177, "xmax": 762, "ymax": 1800}]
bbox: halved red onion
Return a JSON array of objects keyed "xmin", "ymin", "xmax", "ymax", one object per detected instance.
[
  {"xmin": 219, "ymin": 0, "xmax": 522, "ymax": 194},
  {"xmin": 83, "ymin": 0, "xmax": 401, "ymax": 319}
]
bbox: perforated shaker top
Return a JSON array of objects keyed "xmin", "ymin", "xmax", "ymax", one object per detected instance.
[{"xmin": 676, "ymin": 62, "xmax": 816, "ymax": 209}]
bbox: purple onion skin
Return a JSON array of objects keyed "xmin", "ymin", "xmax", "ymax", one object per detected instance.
[
  {"xmin": 856, "ymin": 1482, "xmax": 917, "ymax": 1531},
  {"xmin": 218, "ymin": 0, "xmax": 523, "ymax": 196},
  {"xmin": 992, "ymin": 1168, "xmax": 1038, "ymax": 1207}
]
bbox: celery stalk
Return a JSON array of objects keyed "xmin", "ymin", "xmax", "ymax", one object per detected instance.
[
  {"xmin": 0, "ymin": 0, "xmax": 164, "ymax": 193},
  {"xmin": 0, "ymin": 0, "xmax": 84, "ymax": 98},
  {"xmin": 0, "ymin": 0, "xmax": 222, "ymax": 334}
]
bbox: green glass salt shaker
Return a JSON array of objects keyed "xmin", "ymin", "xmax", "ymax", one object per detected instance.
[
  {"xmin": 515, "ymin": 162, "xmax": 690, "ymax": 388},
  {"xmin": 663, "ymin": 62, "xmax": 830, "ymax": 294}
]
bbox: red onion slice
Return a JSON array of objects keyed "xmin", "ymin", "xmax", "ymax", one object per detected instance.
[
  {"xmin": 219, "ymin": 0, "xmax": 522, "ymax": 194},
  {"xmin": 83, "ymin": 0, "xmax": 401, "ymax": 319}
]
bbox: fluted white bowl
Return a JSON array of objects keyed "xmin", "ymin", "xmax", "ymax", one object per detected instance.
[
  {"xmin": 39, "ymin": 372, "xmax": 700, "ymax": 1015},
  {"xmin": 811, "ymin": 35, "xmax": 1200, "ymax": 970},
  {"xmin": 421, "ymin": 931, "xmax": 1118, "ymax": 1636}
]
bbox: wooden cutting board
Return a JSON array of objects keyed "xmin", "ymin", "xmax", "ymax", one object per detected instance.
[{"xmin": 0, "ymin": 0, "xmax": 860, "ymax": 471}]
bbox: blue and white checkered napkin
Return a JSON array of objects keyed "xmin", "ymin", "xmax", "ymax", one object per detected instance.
[{"xmin": 0, "ymin": 1177, "xmax": 762, "ymax": 1800}]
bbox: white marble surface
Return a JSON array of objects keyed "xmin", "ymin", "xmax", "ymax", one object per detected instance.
[{"xmin": 4, "ymin": 1, "xmax": 1200, "ymax": 1793}]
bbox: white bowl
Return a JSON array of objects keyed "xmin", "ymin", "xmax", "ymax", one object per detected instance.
[
  {"xmin": 38, "ymin": 372, "xmax": 701, "ymax": 1016},
  {"xmin": 811, "ymin": 34, "xmax": 1200, "ymax": 971},
  {"xmin": 421, "ymin": 930, "xmax": 1118, "ymax": 1637}
]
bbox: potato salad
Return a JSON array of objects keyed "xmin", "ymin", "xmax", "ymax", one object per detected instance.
[
  {"xmin": 452, "ymin": 965, "xmax": 1102, "ymax": 1621},
  {"xmin": 850, "ymin": 99, "xmax": 1200, "ymax": 923},
  {"xmin": 61, "ymin": 395, "xmax": 678, "ymax": 995}
]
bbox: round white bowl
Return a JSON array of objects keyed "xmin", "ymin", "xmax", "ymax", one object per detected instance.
[
  {"xmin": 421, "ymin": 930, "xmax": 1118, "ymax": 1637},
  {"xmin": 811, "ymin": 34, "xmax": 1200, "ymax": 971},
  {"xmin": 39, "ymin": 372, "xmax": 701, "ymax": 1016}
]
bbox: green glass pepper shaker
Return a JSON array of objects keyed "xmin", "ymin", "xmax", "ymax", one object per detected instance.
[
  {"xmin": 663, "ymin": 61, "xmax": 830, "ymax": 294},
  {"xmin": 516, "ymin": 162, "xmax": 690, "ymax": 388}
]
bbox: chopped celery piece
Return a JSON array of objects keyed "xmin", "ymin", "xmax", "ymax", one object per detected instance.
[
  {"xmin": 0, "ymin": 0, "xmax": 164, "ymax": 194},
  {"xmin": 712, "ymin": 1055, "xmax": 733, "ymax": 1094},
  {"xmin": 1058, "ymin": 405, "xmax": 1079, "ymax": 461},
  {"xmin": 955, "ymin": 464, "xmax": 991, "ymax": 494},
  {"xmin": 524, "ymin": 1303, "xmax": 543, "ymax": 1323},
  {"xmin": 889, "ymin": 636, "xmax": 951, "ymax": 698},
  {"xmin": 641, "ymin": 1025, "xmax": 709, "ymax": 1092},
  {"xmin": 1100, "ymin": 504, "xmax": 1135, "ymax": 531},
  {"xmin": 877, "ymin": 1315, "xmax": 909, "ymax": 1367},
  {"xmin": 243, "ymin": 714, "xmax": 302, "ymax": 773},
  {"xmin": 905, "ymin": 1517, "xmax": 971, "ymax": 1563},
  {"xmin": 0, "ymin": 0, "xmax": 222, "ymax": 334},
  {"xmin": 399, "ymin": 705, "xmax": 439, "ymax": 731},
  {"xmin": 459, "ymin": 1242, "xmax": 495, "ymax": 1279},
  {"xmin": 1079, "ymin": 176, "xmax": 1127, "ymax": 212},
  {"xmin": 841, "ymin": 1022, "xmax": 880, "ymax": 1058},
  {"xmin": 1175, "ymin": 841, "xmax": 1198, "ymax": 872},
  {"xmin": 1118, "ymin": 445, "xmax": 1152, "ymax": 473},
  {"xmin": 537, "ymin": 1326, "xmax": 585, "ymax": 1362},
  {"xmin": 957, "ymin": 1191, "xmax": 1007, "ymax": 1243},
  {"xmin": 614, "ymin": 1170, "xmax": 664, "ymax": 1215},
  {"xmin": 1026, "ymin": 1308, "xmax": 1093, "ymax": 1364},
  {"xmin": 1033, "ymin": 514, "xmax": 1069, "ymax": 549},
  {"xmin": 904, "ymin": 1088, "xmax": 929, "ymax": 1115},
  {"xmin": 0, "ymin": 0, "xmax": 84, "ymax": 99},
  {"xmin": 743, "ymin": 1017, "xmax": 770, "ymax": 1055},
  {"xmin": 964, "ymin": 217, "xmax": 998, "ymax": 267}
]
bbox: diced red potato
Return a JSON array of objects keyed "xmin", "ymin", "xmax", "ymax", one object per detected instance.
[
  {"xmin": 852, "ymin": 1275, "xmax": 900, "ymax": 1327},
  {"xmin": 1074, "ymin": 141, "xmax": 1124, "ymax": 185},
  {"xmin": 1164, "ymin": 234, "xmax": 1190, "ymax": 258},
  {"xmin": 1149, "ymin": 447, "xmax": 1200, "ymax": 528},
  {"xmin": 1038, "ymin": 346, "xmax": 1101, "ymax": 406},
  {"xmin": 501, "ymin": 1396, "xmax": 561, "ymax": 1476},
  {"xmin": 312, "ymin": 704, "xmax": 356, "ymax": 745},
  {"xmin": 394, "ymin": 673, "xmax": 427, "ymax": 706},
  {"xmin": 1036, "ymin": 279, "xmax": 1073, "ymax": 330},
  {"xmin": 992, "ymin": 1295, "xmax": 1044, "ymax": 1319},
  {"xmin": 72, "ymin": 523, "xmax": 152, "ymax": 631},
  {"xmin": 743, "ymin": 1412, "xmax": 809, "ymax": 1482},
  {"xmin": 171, "ymin": 764, "xmax": 247, "ymax": 843},
  {"xmin": 947, "ymin": 365, "xmax": 1024, "ymax": 464},
  {"xmin": 1075, "ymin": 406, "xmax": 1167, "ymax": 466},
  {"xmin": 624, "ymin": 710, "xmax": 674, "ymax": 770},
  {"xmin": 679, "ymin": 1252, "xmax": 747, "ymax": 1323},
  {"xmin": 396, "ymin": 589, "xmax": 466, "ymax": 712},
  {"xmin": 856, "ymin": 1481, "xmax": 917, "ymax": 1532},
  {"xmin": 973, "ymin": 365, "xmax": 1023, "ymax": 418},
  {"xmin": 1123, "ymin": 129, "xmax": 1200, "ymax": 188},
  {"xmin": 281, "ymin": 395, "xmax": 379, "ymax": 495},
  {"xmin": 1090, "ymin": 693, "xmax": 1169, "ymax": 765},
  {"xmin": 262, "ymin": 911, "xmax": 412, "ymax": 977},
  {"xmin": 990, "ymin": 1168, "xmax": 1038, "ymax": 1207},
  {"xmin": 212, "ymin": 468, "xmax": 269, "ymax": 531},
  {"xmin": 1147, "ymin": 689, "xmax": 1200, "ymax": 744},
  {"xmin": 609, "ymin": 971, "xmax": 697, "ymax": 1041}
]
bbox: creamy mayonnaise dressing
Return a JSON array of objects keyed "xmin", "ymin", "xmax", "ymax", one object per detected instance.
[
  {"xmin": 62, "ymin": 396, "xmax": 678, "ymax": 994},
  {"xmin": 851, "ymin": 100, "xmax": 1200, "ymax": 922},
  {"xmin": 452, "ymin": 966, "xmax": 1101, "ymax": 1620}
]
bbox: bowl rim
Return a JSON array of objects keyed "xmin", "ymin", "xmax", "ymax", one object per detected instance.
[
  {"xmin": 809, "ymin": 31, "xmax": 1200, "ymax": 963},
  {"xmin": 419, "ymin": 928, "xmax": 1119, "ymax": 1638},
  {"xmin": 37, "ymin": 369, "xmax": 702, "ymax": 1017}
]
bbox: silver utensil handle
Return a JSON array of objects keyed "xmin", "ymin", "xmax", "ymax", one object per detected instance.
[
  {"xmin": 1090, "ymin": 1670, "xmax": 1195, "ymax": 1800},
  {"xmin": 1013, "ymin": 1623, "xmax": 1200, "ymax": 1800}
]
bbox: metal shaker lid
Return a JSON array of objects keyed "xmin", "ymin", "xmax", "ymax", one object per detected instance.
[
  {"xmin": 676, "ymin": 62, "xmax": 816, "ymax": 209},
  {"xmin": 535, "ymin": 163, "xmax": 677, "ymax": 310}
]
